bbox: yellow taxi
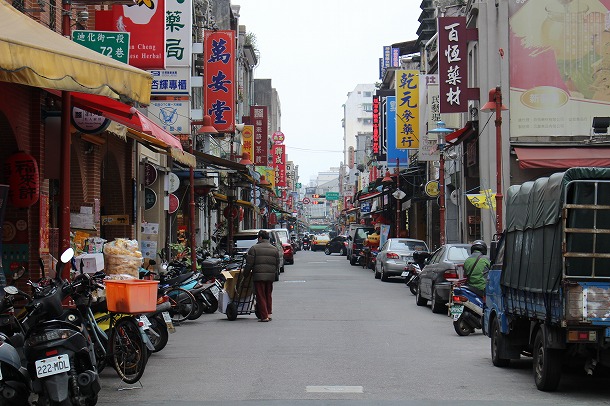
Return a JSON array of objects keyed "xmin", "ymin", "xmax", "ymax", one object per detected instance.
[{"xmin": 311, "ymin": 234, "xmax": 330, "ymax": 252}]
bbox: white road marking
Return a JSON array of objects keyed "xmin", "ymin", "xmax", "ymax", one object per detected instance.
[{"xmin": 306, "ymin": 386, "xmax": 363, "ymax": 393}]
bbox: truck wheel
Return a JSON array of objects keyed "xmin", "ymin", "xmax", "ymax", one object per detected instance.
[
  {"xmin": 454, "ymin": 316, "xmax": 472, "ymax": 336},
  {"xmin": 491, "ymin": 317, "xmax": 510, "ymax": 367},
  {"xmin": 533, "ymin": 329, "xmax": 562, "ymax": 391}
]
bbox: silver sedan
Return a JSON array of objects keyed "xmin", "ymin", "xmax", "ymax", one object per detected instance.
[{"xmin": 374, "ymin": 238, "xmax": 428, "ymax": 281}]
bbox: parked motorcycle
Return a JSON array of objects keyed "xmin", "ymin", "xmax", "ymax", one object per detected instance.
[
  {"xmin": 402, "ymin": 251, "xmax": 430, "ymax": 295},
  {"xmin": 448, "ymin": 279, "xmax": 484, "ymax": 336},
  {"xmin": 22, "ymin": 248, "xmax": 102, "ymax": 405},
  {"xmin": 0, "ymin": 270, "xmax": 32, "ymax": 405}
]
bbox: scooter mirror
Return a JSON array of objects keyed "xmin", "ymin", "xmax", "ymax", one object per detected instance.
[
  {"xmin": 60, "ymin": 248, "xmax": 75, "ymax": 264},
  {"xmin": 12, "ymin": 266, "xmax": 26, "ymax": 281},
  {"xmin": 4, "ymin": 286, "xmax": 18, "ymax": 295}
]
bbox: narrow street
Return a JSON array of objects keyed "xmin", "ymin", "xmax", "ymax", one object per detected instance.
[{"xmin": 97, "ymin": 252, "xmax": 610, "ymax": 405}]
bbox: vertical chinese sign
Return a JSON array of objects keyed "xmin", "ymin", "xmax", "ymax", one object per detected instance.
[
  {"xmin": 204, "ymin": 30, "xmax": 236, "ymax": 133},
  {"xmin": 241, "ymin": 125, "xmax": 254, "ymax": 161},
  {"xmin": 272, "ymin": 144, "xmax": 286, "ymax": 188},
  {"xmin": 386, "ymin": 96, "xmax": 408, "ymax": 167},
  {"xmin": 438, "ymin": 17, "xmax": 468, "ymax": 113},
  {"xmin": 372, "ymin": 96, "xmax": 380, "ymax": 156},
  {"xmin": 251, "ymin": 106, "xmax": 268, "ymax": 166},
  {"xmin": 395, "ymin": 70, "xmax": 420, "ymax": 150},
  {"xmin": 165, "ymin": 0, "xmax": 192, "ymax": 67}
]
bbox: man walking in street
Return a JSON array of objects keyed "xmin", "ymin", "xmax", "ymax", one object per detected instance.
[{"xmin": 243, "ymin": 230, "xmax": 280, "ymax": 322}]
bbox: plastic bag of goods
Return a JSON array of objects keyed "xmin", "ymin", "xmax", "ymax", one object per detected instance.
[{"xmin": 103, "ymin": 238, "xmax": 143, "ymax": 278}]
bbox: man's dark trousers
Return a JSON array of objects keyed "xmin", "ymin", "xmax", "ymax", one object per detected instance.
[{"xmin": 255, "ymin": 281, "xmax": 273, "ymax": 320}]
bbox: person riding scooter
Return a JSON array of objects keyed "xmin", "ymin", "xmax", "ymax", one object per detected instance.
[{"xmin": 463, "ymin": 240, "xmax": 490, "ymax": 298}]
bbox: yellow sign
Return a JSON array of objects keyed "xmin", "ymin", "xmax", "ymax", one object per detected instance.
[
  {"xmin": 425, "ymin": 181, "xmax": 439, "ymax": 197},
  {"xmin": 467, "ymin": 189, "xmax": 496, "ymax": 209},
  {"xmin": 101, "ymin": 214, "xmax": 130, "ymax": 225},
  {"xmin": 395, "ymin": 70, "xmax": 419, "ymax": 150},
  {"xmin": 241, "ymin": 124, "xmax": 254, "ymax": 159}
]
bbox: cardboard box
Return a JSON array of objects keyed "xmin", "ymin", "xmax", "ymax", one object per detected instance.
[{"xmin": 75, "ymin": 253, "xmax": 104, "ymax": 273}]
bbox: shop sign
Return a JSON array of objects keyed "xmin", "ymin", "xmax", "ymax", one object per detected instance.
[
  {"xmin": 95, "ymin": 0, "xmax": 166, "ymax": 69},
  {"xmin": 72, "ymin": 30, "xmax": 130, "ymax": 64},
  {"xmin": 144, "ymin": 188, "xmax": 157, "ymax": 210},
  {"xmin": 251, "ymin": 106, "xmax": 268, "ymax": 166},
  {"xmin": 272, "ymin": 144, "xmax": 286, "ymax": 187},
  {"xmin": 101, "ymin": 214, "xmax": 130, "ymax": 225},
  {"xmin": 386, "ymin": 96, "xmax": 408, "ymax": 167},
  {"xmin": 241, "ymin": 125, "xmax": 254, "ymax": 161},
  {"xmin": 149, "ymin": 68, "xmax": 190, "ymax": 95},
  {"xmin": 438, "ymin": 17, "xmax": 468, "ymax": 113},
  {"xmin": 144, "ymin": 163, "xmax": 157, "ymax": 186},
  {"xmin": 168, "ymin": 193, "xmax": 179, "ymax": 214},
  {"xmin": 6, "ymin": 152, "xmax": 39, "ymax": 208},
  {"xmin": 395, "ymin": 70, "xmax": 419, "ymax": 150},
  {"xmin": 272, "ymin": 131, "xmax": 285, "ymax": 145},
  {"xmin": 148, "ymin": 100, "xmax": 189, "ymax": 134},
  {"xmin": 425, "ymin": 181, "xmax": 440, "ymax": 198},
  {"xmin": 167, "ymin": 172, "xmax": 180, "ymax": 193},
  {"xmin": 204, "ymin": 30, "xmax": 236, "ymax": 132},
  {"xmin": 71, "ymin": 107, "xmax": 110, "ymax": 134},
  {"xmin": 372, "ymin": 95, "xmax": 380, "ymax": 154}
]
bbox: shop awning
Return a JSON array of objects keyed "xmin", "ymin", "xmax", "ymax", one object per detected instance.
[
  {"xmin": 48, "ymin": 90, "xmax": 195, "ymax": 167},
  {"xmin": 0, "ymin": 0, "xmax": 152, "ymax": 104},
  {"xmin": 191, "ymin": 150, "xmax": 247, "ymax": 171},
  {"xmin": 446, "ymin": 121, "xmax": 474, "ymax": 144},
  {"xmin": 513, "ymin": 146, "xmax": 610, "ymax": 169},
  {"xmin": 358, "ymin": 191, "xmax": 382, "ymax": 201},
  {"xmin": 212, "ymin": 193, "xmax": 254, "ymax": 208}
]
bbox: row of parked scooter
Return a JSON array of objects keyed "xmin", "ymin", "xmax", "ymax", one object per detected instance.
[{"xmin": 0, "ymin": 247, "xmax": 239, "ymax": 405}]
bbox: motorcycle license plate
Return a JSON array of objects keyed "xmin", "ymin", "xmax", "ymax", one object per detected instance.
[
  {"xmin": 401, "ymin": 271, "xmax": 409, "ymax": 277},
  {"xmin": 161, "ymin": 311, "xmax": 176, "ymax": 333},
  {"xmin": 35, "ymin": 354, "xmax": 70, "ymax": 378},
  {"xmin": 210, "ymin": 284, "xmax": 220, "ymax": 299},
  {"xmin": 139, "ymin": 315, "xmax": 151, "ymax": 330},
  {"xmin": 450, "ymin": 304, "xmax": 464, "ymax": 321}
]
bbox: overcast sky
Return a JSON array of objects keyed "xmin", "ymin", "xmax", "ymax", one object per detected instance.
[{"xmin": 237, "ymin": 1, "xmax": 420, "ymax": 185}]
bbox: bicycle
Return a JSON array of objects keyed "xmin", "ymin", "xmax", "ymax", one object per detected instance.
[
  {"xmin": 95, "ymin": 311, "xmax": 150, "ymax": 384},
  {"xmin": 163, "ymin": 286, "xmax": 196, "ymax": 323}
]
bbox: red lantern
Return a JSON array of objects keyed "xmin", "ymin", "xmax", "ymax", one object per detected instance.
[
  {"xmin": 6, "ymin": 152, "xmax": 39, "ymax": 208},
  {"xmin": 223, "ymin": 205, "xmax": 238, "ymax": 219},
  {"xmin": 238, "ymin": 207, "xmax": 244, "ymax": 222}
]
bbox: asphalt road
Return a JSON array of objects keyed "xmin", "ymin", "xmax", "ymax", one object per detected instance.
[{"xmin": 97, "ymin": 251, "xmax": 610, "ymax": 405}]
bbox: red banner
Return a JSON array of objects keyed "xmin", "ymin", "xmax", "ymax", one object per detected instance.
[
  {"xmin": 438, "ymin": 17, "xmax": 468, "ymax": 113},
  {"xmin": 251, "ymin": 106, "xmax": 268, "ymax": 166},
  {"xmin": 204, "ymin": 30, "xmax": 235, "ymax": 133},
  {"xmin": 272, "ymin": 144, "xmax": 286, "ymax": 187},
  {"xmin": 95, "ymin": 0, "xmax": 166, "ymax": 69}
]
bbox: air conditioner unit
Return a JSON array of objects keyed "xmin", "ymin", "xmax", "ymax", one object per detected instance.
[{"xmin": 468, "ymin": 100, "xmax": 479, "ymax": 121}]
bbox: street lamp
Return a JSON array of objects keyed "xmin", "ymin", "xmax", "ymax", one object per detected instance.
[
  {"xmin": 480, "ymin": 87, "xmax": 508, "ymax": 236},
  {"xmin": 429, "ymin": 121, "xmax": 454, "ymax": 246},
  {"xmin": 190, "ymin": 115, "xmax": 217, "ymax": 271}
]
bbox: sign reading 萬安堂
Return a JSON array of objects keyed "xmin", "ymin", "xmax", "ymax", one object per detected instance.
[{"xmin": 72, "ymin": 30, "xmax": 130, "ymax": 64}]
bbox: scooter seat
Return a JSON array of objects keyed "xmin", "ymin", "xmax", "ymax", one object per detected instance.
[{"xmin": 162, "ymin": 272, "xmax": 195, "ymax": 287}]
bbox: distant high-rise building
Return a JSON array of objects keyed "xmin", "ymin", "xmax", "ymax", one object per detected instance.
[{"xmin": 342, "ymin": 84, "xmax": 375, "ymax": 169}]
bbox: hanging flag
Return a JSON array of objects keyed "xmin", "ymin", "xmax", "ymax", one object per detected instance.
[{"xmin": 467, "ymin": 189, "xmax": 496, "ymax": 209}]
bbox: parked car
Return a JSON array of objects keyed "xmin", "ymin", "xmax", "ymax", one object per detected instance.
[
  {"xmin": 324, "ymin": 235, "xmax": 349, "ymax": 255},
  {"xmin": 416, "ymin": 243, "xmax": 470, "ymax": 313},
  {"xmin": 265, "ymin": 228, "xmax": 294, "ymax": 266},
  {"xmin": 233, "ymin": 229, "xmax": 286, "ymax": 276},
  {"xmin": 374, "ymin": 238, "xmax": 428, "ymax": 281},
  {"xmin": 311, "ymin": 234, "xmax": 330, "ymax": 251},
  {"xmin": 346, "ymin": 225, "xmax": 375, "ymax": 265}
]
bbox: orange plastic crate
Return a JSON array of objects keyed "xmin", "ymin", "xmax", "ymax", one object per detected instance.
[{"xmin": 105, "ymin": 280, "xmax": 159, "ymax": 314}]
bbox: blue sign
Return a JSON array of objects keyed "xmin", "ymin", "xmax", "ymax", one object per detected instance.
[
  {"xmin": 360, "ymin": 201, "xmax": 372, "ymax": 213},
  {"xmin": 386, "ymin": 96, "xmax": 409, "ymax": 167}
]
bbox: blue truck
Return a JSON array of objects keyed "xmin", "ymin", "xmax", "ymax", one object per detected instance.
[{"xmin": 483, "ymin": 168, "xmax": 610, "ymax": 391}]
